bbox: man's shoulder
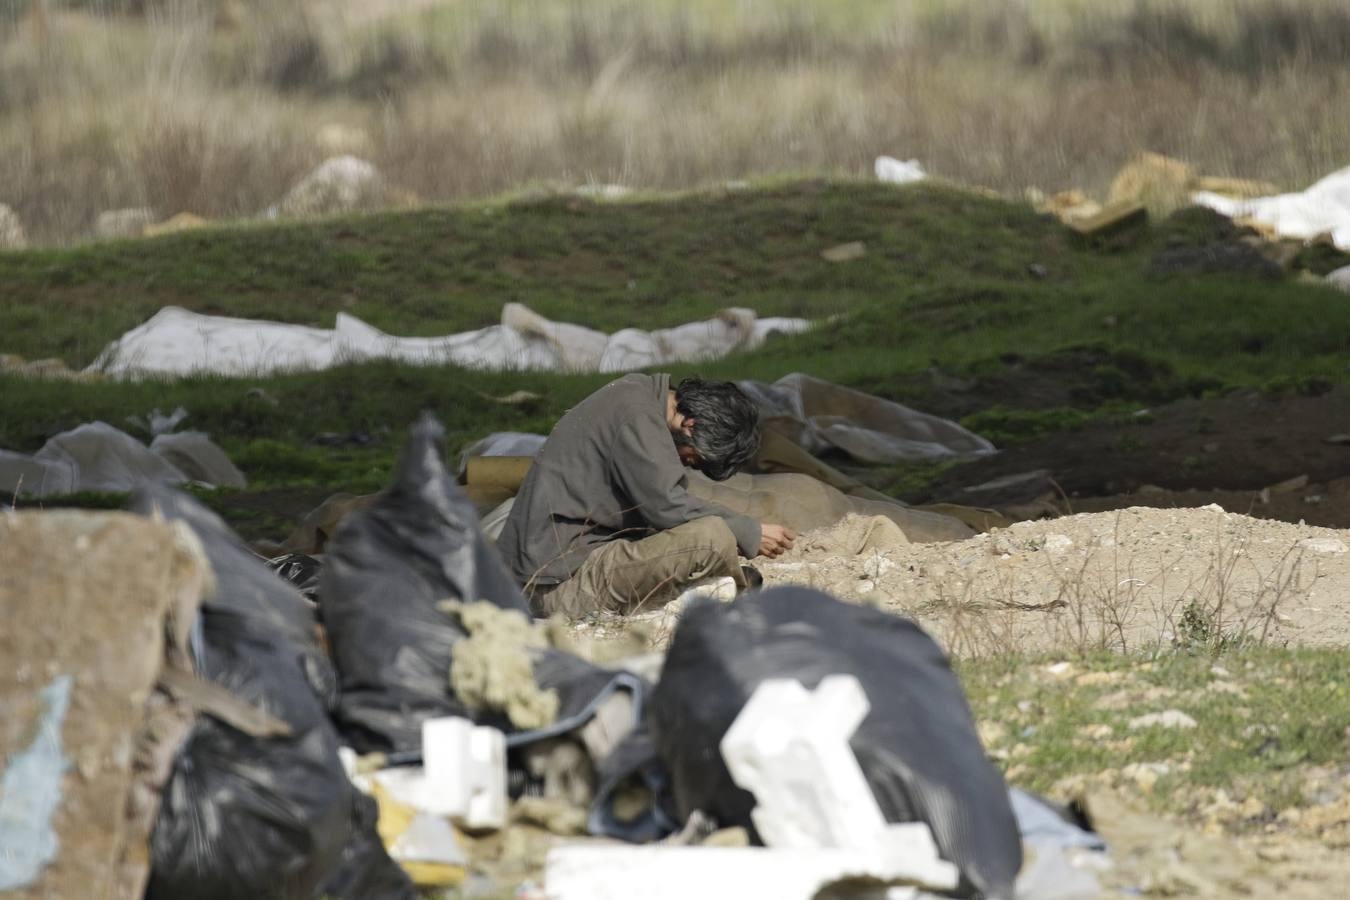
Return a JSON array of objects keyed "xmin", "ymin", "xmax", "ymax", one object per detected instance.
[{"xmin": 585, "ymin": 373, "xmax": 663, "ymax": 414}]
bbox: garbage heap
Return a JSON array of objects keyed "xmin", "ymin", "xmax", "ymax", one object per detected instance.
[{"xmin": 1, "ymin": 414, "xmax": 1104, "ymax": 900}]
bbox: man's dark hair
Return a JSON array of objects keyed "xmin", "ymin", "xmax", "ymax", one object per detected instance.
[{"xmin": 674, "ymin": 377, "xmax": 761, "ymax": 481}]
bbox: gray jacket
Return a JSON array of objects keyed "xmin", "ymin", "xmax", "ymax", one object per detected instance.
[{"xmin": 497, "ymin": 373, "xmax": 761, "ymax": 590}]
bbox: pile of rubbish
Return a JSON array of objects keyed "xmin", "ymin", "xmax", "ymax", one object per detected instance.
[
  {"xmin": 84, "ymin": 303, "xmax": 811, "ymax": 380},
  {"xmin": 3, "ymin": 414, "xmax": 1107, "ymax": 899}
]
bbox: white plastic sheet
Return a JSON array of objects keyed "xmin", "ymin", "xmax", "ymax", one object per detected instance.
[
  {"xmin": 0, "ymin": 422, "xmax": 243, "ymax": 498},
  {"xmin": 875, "ymin": 156, "xmax": 928, "ymax": 185},
  {"xmin": 1192, "ymin": 165, "xmax": 1350, "ymax": 250},
  {"xmin": 738, "ymin": 373, "xmax": 996, "ymax": 464},
  {"xmin": 87, "ymin": 303, "xmax": 813, "ymax": 380}
]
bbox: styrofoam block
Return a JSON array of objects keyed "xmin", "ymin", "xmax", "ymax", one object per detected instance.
[
  {"xmin": 424, "ymin": 717, "xmax": 508, "ymax": 830},
  {"xmin": 719, "ymin": 675, "xmax": 957, "ymax": 890},
  {"xmin": 544, "ymin": 845, "xmax": 950, "ymax": 900},
  {"xmin": 368, "ymin": 718, "xmax": 507, "ymax": 830}
]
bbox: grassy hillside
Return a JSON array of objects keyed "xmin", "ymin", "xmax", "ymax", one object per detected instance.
[{"xmin": 3, "ymin": 181, "xmax": 1348, "ymax": 533}]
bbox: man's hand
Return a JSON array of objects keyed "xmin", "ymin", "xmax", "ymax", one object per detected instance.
[{"xmin": 758, "ymin": 523, "xmax": 796, "ymax": 558}]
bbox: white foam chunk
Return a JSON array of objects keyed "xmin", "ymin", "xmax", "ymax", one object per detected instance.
[{"xmin": 719, "ymin": 675, "xmax": 958, "ymax": 889}]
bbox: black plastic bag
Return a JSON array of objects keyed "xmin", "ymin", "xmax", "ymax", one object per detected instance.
[
  {"xmin": 317, "ymin": 415, "xmax": 652, "ymax": 838},
  {"xmin": 268, "ymin": 552, "xmax": 325, "ymax": 603},
  {"xmin": 649, "ymin": 586, "xmax": 1022, "ymax": 900},
  {"xmin": 128, "ymin": 486, "xmax": 403, "ymax": 900},
  {"xmin": 316, "ymin": 792, "xmax": 418, "ymax": 900},
  {"xmin": 319, "ymin": 413, "xmax": 531, "ymax": 753}
]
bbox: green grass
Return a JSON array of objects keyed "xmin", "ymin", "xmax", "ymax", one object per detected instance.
[
  {"xmin": 959, "ymin": 646, "xmax": 1350, "ymax": 825},
  {"xmin": 3, "ymin": 181, "xmax": 1349, "ymax": 537}
]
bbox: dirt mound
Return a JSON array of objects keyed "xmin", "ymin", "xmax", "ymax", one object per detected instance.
[{"xmin": 761, "ymin": 505, "xmax": 1350, "ymax": 657}]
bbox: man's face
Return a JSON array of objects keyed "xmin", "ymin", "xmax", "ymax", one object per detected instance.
[{"xmin": 670, "ymin": 419, "xmax": 701, "ymax": 468}]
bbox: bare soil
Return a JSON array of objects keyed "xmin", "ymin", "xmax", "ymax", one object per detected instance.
[{"xmin": 913, "ymin": 385, "xmax": 1350, "ymax": 508}]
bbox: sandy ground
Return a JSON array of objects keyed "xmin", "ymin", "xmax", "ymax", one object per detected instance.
[{"xmin": 755, "ymin": 506, "xmax": 1350, "ymax": 658}]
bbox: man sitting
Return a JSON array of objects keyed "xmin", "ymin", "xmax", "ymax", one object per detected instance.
[{"xmin": 497, "ymin": 374, "xmax": 796, "ymax": 616}]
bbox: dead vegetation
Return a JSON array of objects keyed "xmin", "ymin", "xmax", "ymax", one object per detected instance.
[{"xmin": 4, "ymin": 0, "xmax": 1350, "ymax": 243}]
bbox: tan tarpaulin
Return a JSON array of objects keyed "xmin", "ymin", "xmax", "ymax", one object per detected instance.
[{"xmin": 684, "ymin": 470, "xmax": 974, "ymax": 543}]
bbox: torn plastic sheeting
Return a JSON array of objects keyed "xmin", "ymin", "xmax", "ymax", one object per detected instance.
[
  {"xmin": 648, "ymin": 587, "xmax": 1021, "ymax": 900},
  {"xmin": 126, "ymin": 486, "xmax": 406, "ymax": 900},
  {"xmin": 150, "ymin": 431, "xmax": 247, "ymax": 488},
  {"xmin": 0, "ymin": 421, "xmax": 244, "ymax": 498},
  {"xmin": 737, "ymin": 373, "xmax": 996, "ymax": 464},
  {"xmin": 1192, "ymin": 164, "xmax": 1350, "ymax": 250},
  {"xmin": 85, "ymin": 303, "xmax": 813, "ymax": 379},
  {"xmin": 1011, "ymin": 790, "xmax": 1107, "ymax": 900}
]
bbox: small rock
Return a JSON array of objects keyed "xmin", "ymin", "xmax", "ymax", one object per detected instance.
[
  {"xmin": 1299, "ymin": 537, "xmax": 1347, "ymax": 554},
  {"xmin": 1239, "ymin": 796, "xmax": 1266, "ymax": 818},
  {"xmin": 1327, "ymin": 434, "xmax": 1350, "ymax": 445},
  {"xmin": 1122, "ymin": 761, "xmax": 1169, "ymax": 792},
  {"xmin": 978, "ymin": 721, "xmax": 1008, "ymax": 746},
  {"xmin": 1202, "ymin": 442, "xmax": 1220, "ymax": 454},
  {"xmin": 1027, "ymin": 262, "xmax": 1049, "ymax": 278},
  {"xmin": 1209, "ymin": 666, "xmax": 1231, "ymax": 678},
  {"xmin": 861, "ymin": 551, "xmax": 896, "ymax": 580},
  {"xmin": 1043, "ymin": 534, "xmax": 1073, "ymax": 554},
  {"xmin": 821, "ymin": 241, "xmax": 866, "ymax": 262},
  {"xmin": 1129, "ymin": 709, "xmax": 1197, "ymax": 730},
  {"xmin": 1076, "ymin": 723, "xmax": 1114, "ymax": 740},
  {"xmin": 279, "ymin": 155, "xmax": 383, "ymax": 219}
]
